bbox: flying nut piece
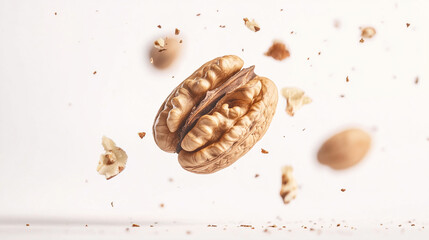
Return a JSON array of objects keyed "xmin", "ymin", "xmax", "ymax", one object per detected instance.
[
  {"xmin": 97, "ymin": 136, "xmax": 128, "ymax": 179},
  {"xmin": 153, "ymin": 55, "xmax": 278, "ymax": 174},
  {"xmin": 281, "ymin": 87, "xmax": 312, "ymax": 116},
  {"xmin": 280, "ymin": 166, "xmax": 297, "ymax": 204}
]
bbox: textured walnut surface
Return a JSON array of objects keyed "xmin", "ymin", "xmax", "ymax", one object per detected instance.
[{"xmin": 153, "ymin": 55, "xmax": 278, "ymax": 174}]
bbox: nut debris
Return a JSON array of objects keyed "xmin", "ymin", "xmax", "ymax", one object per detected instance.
[
  {"xmin": 265, "ymin": 41, "xmax": 290, "ymax": 61},
  {"xmin": 361, "ymin": 27, "xmax": 376, "ymax": 38},
  {"xmin": 317, "ymin": 129, "xmax": 371, "ymax": 170},
  {"xmin": 243, "ymin": 18, "xmax": 260, "ymax": 32},
  {"xmin": 175, "ymin": 28, "xmax": 180, "ymax": 35},
  {"xmin": 154, "ymin": 38, "xmax": 166, "ymax": 50},
  {"xmin": 97, "ymin": 136, "xmax": 128, "ymax": 180},
  {"xmin": 138, "ymin": 132, "xmax": 146, "ymax": 139},
  {"xmin": 261, "ymin": 148, "xmax": 269, "ymax": 154},
  {"xmin": 406, "ymin": 23, "xmax": 410, "ymax": 28},
  {"xmin": 281, "ymin": 87, "xmax": 312, "ymax": 116},
  {"xmin": 280, "ymin": 166, "xmax": 297, "ymax": 204},
  {"xmin": 341, "ymin": 188, "xmax": 346, "ymax": 192},
  {"xmin": 132, "ymin": 224, "xmax": 140, "ymax": 227}
]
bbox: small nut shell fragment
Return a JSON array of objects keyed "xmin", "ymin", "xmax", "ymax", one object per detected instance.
[
  {"xmin": 361, "ymin": 27, "xmax": 376, "ymax": 38},
  {"xmin": 317, "ymin": 129, "xmax": 371, "ymax": 170},
  {"xmin": 97, "ymin": 136, "xmax": 128, "ymax": 179},
  {"xmin": 280, "ymin": 166, "xmax": 297, "ymax": 204},
  {"xmin": 243, "ymin": 18, "xmax": 260, "ymax": 32},
  {"xmin": 281, "ymin": 87, "xmax": 312, "ymax": 116}
]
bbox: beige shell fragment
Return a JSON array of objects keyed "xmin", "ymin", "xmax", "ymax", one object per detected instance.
[
  {"xmin": 281, "ymin": 87, "xmax": 312, "ymax": 116},
  {"xmin": 243, "ymin": 18, "xmax": 260, "ymax": 32},
  {"xmin": 97, "ymin": 136, "xmax": 128, "ymax": 180},
  {"xmin": 279, "ymin": 166, "xmax": 297, "ymax": 204}
]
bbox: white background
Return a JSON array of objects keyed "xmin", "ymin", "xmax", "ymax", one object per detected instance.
[{"xmin": 0, "ymin": 0, "xmax": 428, "ymax": 238}]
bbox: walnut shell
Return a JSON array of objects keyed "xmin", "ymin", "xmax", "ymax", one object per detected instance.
[
  {"xmin": 317, "ymin": 128, "xmax": 371, "ymax": 170},
  {"xmin": 153, "ymin": 55, "xmax": 278, "ymax": 174}
]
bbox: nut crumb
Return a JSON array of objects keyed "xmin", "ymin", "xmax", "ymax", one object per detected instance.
[
  {"xmin": 93, "ymin": 71, "xmax": 97, "ymax": 75},
  {"xmin": 280, "ymin": 166, "xmax": 297, "ymax": 204},
  {"xmin": 150, "ymin": 225, "xmax": 154, "ymax": 227},
  {"xmin": 154, "ymin": 38, "xmax": 166, "ymax": 50},
  {"xmin": 97, "ymin": 136, "xmax": 128, "ymax": 180},
  {"xmin": 415, "ymin": 77, "xmax": 419, "ymax": 84},
  {"xmin": 261, "ymin": 148, "xmax": 269, "ymax": 154},
  {"xmin": 150, "ymin": 57, "xmax": 153, "ymax": 64},
  {"xmin": 111, "ymin": 201, "xmax": 114, "ymax": 207},
  {"xmin": 196, "ymin": 13, "xmax": 201, "ymax": 16},
  {"xmin": 157, "ymin": 25, "xmax": 161, "ymax": 29},
  {"xmin": 168, "ymin": 178, "xmax": 174, "ymax": 182},
  {"xmin": 264, "ymin": 41, "xmax": 290, "ymax": 61},
  {"xmin": 132, "ymin": 224, "xmax": 140, "ymax": 227},
  {"xmin": 263, "ymin": 229, "xmax": 270, "ymax": 233},
  {"xmin": 208, "ymin": 225, "xmax": 217, "ymax": 227},
  {"xmin": 243, "ymin": 18, "xmax": 260, "ymax": 32},
  {"xmin": 240, "ymin": 225, "xmax": 252, "ymax": 227},
  {"xmin": 341, "ymin": 188, "xmax": 346, "ymax": 192},
  {"xmin": 138, "ymin": 132, "xmax": 146, "ymax": 139},
  {"xmin": 219, "ymin": 25, "xmax": 226, "ymax": 28},
  {"xmin": 160, "ymin": 203, "xmax": 164, "ymax": 208},
  {"xmin": 406, "ymin": 23, "xmax": 410, "ymax": 28},
  {"xmin": 411, "ymin": 224, "xmax": 415, "ymax": 226},
  {"xmin": 318, "ymin": 52, "xmax": 321, "ymax": 55},
  {"xmin": 337, "ymin": 224, "xmax": 341, "ymax": 227},
  {"xmin": 281, "ymin": 87, "xmax": 312, "ymax": 116},
  {"xmin": 186, "ymin": 230, "xmax": 191, "ymax": 234},
  {"xmin": 175, "ymin": 28, "xmax": 180, "ymax": 35},
  {"xmin": 340, "ymin": 94, "xmax": 345, "ymax": 98},
  {"xmin": 361, "ymin": 27, "xmax": 376, "ymax": 38},
  {"xmin": 359, "ymin": 38, "xmax": 364, "ymax": 43},
  {"xmin": 346, "ymin": 76, "xmax": 350, "ymax": 82},
  {"xmin": 54, "ymin": 12, "xmax": 57, "ymax": 16},
  {"xmin": 26, "ymin": 224, "xmax": 30, "ymax": 226},
  {"xmin": 280, "ymin": 9, "xmax": 284, "ymax": 11},
  {"xmin": 179, "ymin": 40, "xmax": 183, "ymax": 43},
  {"xmin": 125, "ymin": 227, "xmax": 129, "ymax": 231},
  {"xmin": 255, "ymin": 174, "xmax": 259, "ymax": 178}
]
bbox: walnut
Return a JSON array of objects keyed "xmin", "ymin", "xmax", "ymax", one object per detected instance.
[
  {"xmin": 153, "ymin": 55, "xmax": 278, "ymax": 174},
  {"xmin": 243, "ymin": 18, "xmax": 260, "ymax": 32},
  {"xmin": 265, "ymin": 41, "xmax": 290, "ymax": 61},
  {"xmin": 279, "ymin": 166, "xmax": 297, "ymax": 204},
  {"xmin": 361, "ymin": 27, "xmax": 376, "ymax": 38},
  {"xmin": 150, "ymin": 37, "xmax": 181, "ymax": 69},
  {"xmin": 281, "ymin": 87, "xmax": 312, "ymax": 116},
  {"xmin": 317, "ymin": 129, "xmax": 371, "ymax": 170},
  {"xmin": 97, "ymin": 136, "xmax": 128, "ymax": 179}
]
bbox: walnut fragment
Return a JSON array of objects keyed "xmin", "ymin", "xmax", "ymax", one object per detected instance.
[
  {"xmin": 243, "ymin": 18, "xmax": 260, "ymax": 32},
  {"xmin": 281, "ymin": 87, "xmax": 312, "ymax": 116},
  {"xmin": 150, "ymin": 37, "xmax": 181, "ymax": 69},
  {"xmin": 265, "ymin": 41, "xmax": 290, "ymax": 61},
  {"xmin": 154, "ymin": 38, "xmax": 166, "ymax": 50},
  {"xmin": 280, "ymin": 166, "xmax": 297, "ymax": 204},
  {"xmin": 97, "ymin": 136, "xmax": 128, "ymax": 179},
  {"xmin": 361, "ymin": 27, "xmax": 376, "ymax": 38}
]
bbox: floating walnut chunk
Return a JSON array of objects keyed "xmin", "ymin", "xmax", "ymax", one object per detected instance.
[
  {"xmin": 361, "ymin": 27, "xmax": 376, "ymax": 38},
  {"xmin": 341, "ymin": 188, "xmax": 346, "ymax": 192},
  {"xmin": 406, "ymin": 23, "xmax": 410, "ymax": 28},
  {"xmin": 281, "ymin": 87, "xmax": 312, "ymax": 116},
  {"xmin": 175, "ymin": 28, "xmax": 180, "ymax": 35},
  {"xmin": 279, "ymin": 166, "xmax": 297, "ymax": 204},
  {"xmin": 265, "ymin": 41, "xmax": 290, "ymax": 61},
  {"xmin": 132, "ymin": 224, "xmax": 140, "ymax": 227},
  {"xmin": 97, "ymin": 136, "xmax": 128, "ymax": 180},
  {"xmin": 150, "ymin": 37, "xmax": 181, "ymax": 69},
  {"xmin": 243, "ymin": 18, "xmax": 260, "ymax": 32},
  {"xmin": 138, "ymin": 132, "xmax": 146, "ymax": 139},
  {"xmin": 157, "ymin": 25, "xmax": 161, "ymax": 29},
  {"xmin": 154, "ymin": 38, "xmax": 166, "ymax": 50}
]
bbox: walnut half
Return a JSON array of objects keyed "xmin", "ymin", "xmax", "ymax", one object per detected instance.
[
  {"xmin": 153, "ymin": 55, "xmax": 278, "ymax": 174},
  {"xmin": 97, "ymin": 136, "xmax": 128, "ymax": 179}
]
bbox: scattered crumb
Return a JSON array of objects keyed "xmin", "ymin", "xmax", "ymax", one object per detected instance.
[
  {"xmin": 310, "ymin": 228, "xmax": 315, "ymax": 231},
  {"xmin": 265, "ymin": 41, "xmax": 290, "ymax": 61},
  {"xmin": 240, "ymin": 225, "xmax": 252, "ymax": 227},
  {"xmin": 280, "ymin": 166, "xmax": 298, "ymax": 204},
  {"xmin": 268, "ymin": 225, "xmax": 277, "ymax": 228},
  {"xmin": 255, "ymin": 174, "xmax": 259, "ymax": 178},
  {"xmin": 243, "ymin": 18, "xmax": 260, "ymax": 32},
  {"xmin": 93, "ymin": 71, "xmax": 97, "ymax": 75},
  {"xmin": 290, "ymin": 31, "xmax": 294, "ymax": 34},
  {"xmin": 172, "ymin": 76, "xmax": 175, "ymax": 78},
  {"xmin": 186, "ymin": 230, "xmax": 191, "ymax": 235},
  {"xmin": 138, "ymin": 132, "xmax": 146, "ymax": 139},
  {"xmin": 196, "ymin": 13, "xmax": 201, "ymax": 16},
  {"xmin": 150, "ymin": 57, "xmax": 153, "ymax": 64},
  {"xmin": 361, "ymin": 27, "xmax": 376, "ymax": 38},
  {"xmin": 341, "ymin": 188, "xmax": 346, "ymax": 192},
  {"xmin": 157, "ymin": 25, "xmax": 161, "ymax": 29},
  {"xmin": 337, "ymin": 224, "xmax": 341, "ymax": 227},
  {"xmin": 132, "ymin": 224, "xmax": 140, "ymax": 227},
  {"xmin": 168, "ymin": 178, "xmax": 174, "ymax": 182},
  {"xmin": 340, "ymin": 94, "xmax": 345, "ymax": 98},
  {"xmin": 208, "ymin": 225, "xmax": 217, "ymax": 227},
  {"xmin": 346, "ymin": 76, "xmax": 350, "ymax": 82},
  {"xmin": 415, "ymin": 77, "xmax": 419, "ymax": 84},
  {"xmin": 150, "ymin": 225, "xmax": 154, "ymax": 227},
  {"xmin": 280, "ymin": 9, "xmax": 284, "ymax": 11},
  {"xmin": 219, "ymin": 25, "xmax": 226, "ymax": 28},
  {"xmin": 160, "ymin": 203, "xmax": 164, "ymax": 208},
  {"xmin": 281, "ymin": 87, "xmax": 312, "ymax": 116},
  {"xmin": 179, "ymin": 40, "xmax": 183, "ymax": 43},
  {"xmin": 26, "ymin": 224, "xmax": 30, "ymax": 226},
  {"xmin": 97, "ymin": 136, "xmax": 128, "ymax": 180},
  {"xmin": 175, "ymin": 28, "xmax": 180, "ymax": 35},
  {"xmin": 85, "ymin": 224, "xmax": 88, "ymax": 227},
  {"xmin": 261, "ymin": 148, "xmax": 269, "ymax": 154},
  {"xmin": 154, "ymin": 38, "xmax": 166, "ymax": 50},
  {"xmin": 111, "ymin": 201, "xmax": 114, "ymax": 207},
  {"xmin": 307, "ymin": 57, "xmax": 310, "ymax": 60},
  {"xmin": 406, "ymin": 23, "xmax": 410, "ymax": 28},
  {"xmin": 54, "ymin": 12, "xmax": 57, "ymax": 16},
  {"xmin": 333, "ymin": 19, "xmax": 341, "ymax": 28},
  {"xmin": 242, "ymin": 48, "xmax": 244, "ymax": 52},
  {"xmin": 125, "ymin": 227, "xmax": 129, "ymax": 231},
  {"xmin": 359, "ymin": 38, "xmax": 364, "ymax": 43},
  {"xmin": 399, "ymin": 225, "xmax": 402, "ymax": 227},
  {"xmin": 412, "ymin": 224, "xmax": 415, "ymax": 226},
  {"xmin": 318, "ymin": 52, "xmax": 321, "ymax": 55},
  {"xmin": 263, "ymin": 229, "xmax": 270, "ymax": 233}
]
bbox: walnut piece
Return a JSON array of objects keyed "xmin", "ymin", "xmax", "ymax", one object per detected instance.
[
  {"xmin": 361, "ymin": 27, "xmax": 376, "ymax": 38},
  {"xmin": 243, "ymin": 18, "xmax": 260, "ymax": 32},
  {"xmin": 153, "ymin": 55, "xmax": 278, "ymax": 174},
  {"xmin": 317, "ymin": 128, "xmax": 371, "ymax": 170},
  {"xmin": 150, "ymin": 37, "xmax": 181, "ymax": 69},
  {"xmin": 265, "ymin": 41, "xmax": 290, "ymax": 61},
  {"xmin": 154, "ymin": 38, "xmax": 166, "ymax": 50},
  {"xmin": 97, "ymin": 136, "xmax": 128, "ymax": 179},
  {"xmin": 280, "ymin": 166, "xmax": 297, "ymax": 204},
  {"xmin": 281, "ymin": 87, "xmax": 312, "ymax": 116}
]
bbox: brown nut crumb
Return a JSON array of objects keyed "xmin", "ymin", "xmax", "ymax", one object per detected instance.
[
  {"xmin": 138, "ymin": 132, "xmax": 146, "ymax": 139},
  {"xmin": 97, "ymin": 136, "xmax": 128, "ymax": 180},
  {"xmin": 219, "ymin": 25, "xmax": 226, "ymax": 28},
  {"xmin": 415, "ymin": 77, "xmax": 419, "ymax": 84},
  {"xmin": 54, "ymin": 12, "xmax": 57, "ymax": 16},
  {"xmin": 154, "ymin": 38, "xmax": 166, "ymax": 50},
  {"xmin": 196, "ymin": 13, "xmax": 201, "ymax": 16},
  {"xmin": 157, "ymin": 25, "xmax": 161, "ymax": 29},
  {"xmin": 346, "ymin": 76, "xmax": 350, "ymax": 82},
  {"xmin": 160, "ymin": 203, "xmax": 164, "ymax": 208},
  {"xmin": 186, "ymin": 230, "xmax": 191, "ymax": 234},
  {"xmin": 317, "ymin": 129, "xmax": 371, "ymax": 170},
  {"xmin": 281, "ymin": 87, "xmax": 312, "ymax": 116},
  {"xmin": 207, "ymin": 225, "xmax": 217, "ymax": 227},
  {"xmin": 93, "ymin": 71, "xmax": 97, "ymax": 75},
  {"xmin": 337, "ymin": 224, "xmax": 341, "ymax": 227},
  {"xmin": 361, "ymin": 27, "xmax": 376, "ymax": 38},
  {"xmin": 341, "ymin": 188, "xmax": 346, "ymax": 192},
  {"xmin": 264, "ymin": 41, "xmax": 290, "ymax": 61},
  {"xmin": 255, "ymin": 174, "xmax": 259, "ymax": 178},
  {"xmin": 359, "ymin": 38, "xmax": 364, "ymax": 43},
  {"xmin": 243, "ymin": 18, "xmax": 260, "ymax": 32},
  {"xmin": 111, "ymin": 201, "xmax": 114, "ymax": 207},
  {"xmin": 406, "ymin": 23, "xmax": 410, "ymax": 28},
  {"xmin": 132, "ymin": 224, "xmax": 140, "ymax": 227},
  {"xmin": 279, "ymin": 166, "xmax": 297, "ymax": 204},
  {"xmin": 175, "ymin": 28, "xmax": 180, "ymax": 35},
  {"xmin": 26, "ymin": 224, "xmax": 30, "ymax": 226},
  {"xmin": 240, "ymin": 225, "xmax": 252, "ymax": 227},
  {"xmin": 261, "ymin": 148, "xmax": 269, "ymax": 154}
]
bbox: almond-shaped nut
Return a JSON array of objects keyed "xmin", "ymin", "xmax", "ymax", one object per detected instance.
[
  {"xmin": 317, "ymin": 129, "xmax": 371, "ymax": 170},
  {"xmin": 153, "ymin": 55, "xmax": 278, "ymax": 174}
]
